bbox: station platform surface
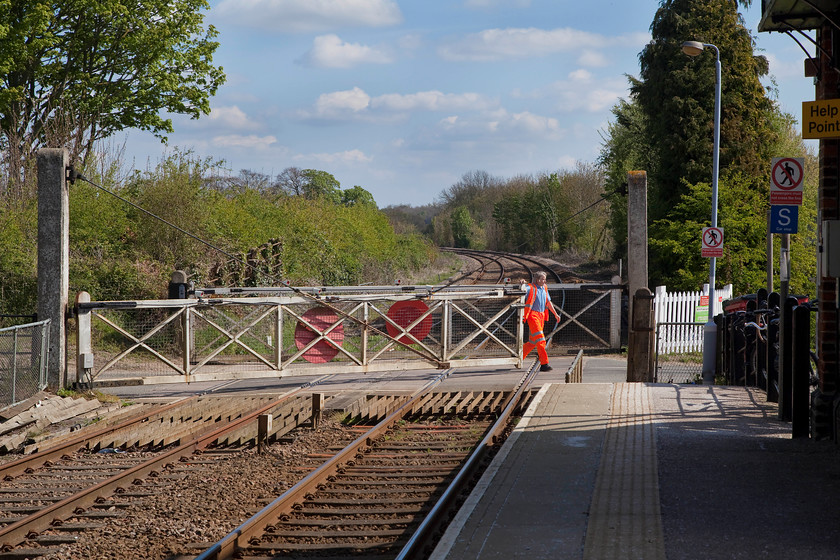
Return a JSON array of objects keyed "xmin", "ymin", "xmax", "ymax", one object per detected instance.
[{"xmin": 431, "ymin": 379, "xmax": 840, "ymax": 559}]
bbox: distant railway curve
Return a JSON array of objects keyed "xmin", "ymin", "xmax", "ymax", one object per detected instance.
[
  {"xmin": 439, "ymin": 248, "xmax": 506, "ymax": 284},
  {"xmin": 441, "ymin": 248, "xmax": 563, "ymax": 285}
]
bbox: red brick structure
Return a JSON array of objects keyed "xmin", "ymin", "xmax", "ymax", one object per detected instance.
[{"xmin": 813, "ymin": 25, "xmax": 839, "ymax": 439}]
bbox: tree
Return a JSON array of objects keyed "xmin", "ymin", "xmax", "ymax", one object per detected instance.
[
  {"xmin": 341, "ymin": 185, "xmax": 376, "ymax": 207},
  {"xmin": 599, "ymin": 0, "xmax": 797, "ymax": 289},
  {"xmin": 491, "ymin": 173, "xmax": 576, "ymax": 254},
  {"xmin": 0, "ymin": 0, "xmax": 225, "ymax": 201},
  {"xmin": 450, "ymin": 206, "xmax": 475, "ymax": 249},
  {"xmin": 631, "ymin": 0, "xmax": 776, "ymax": 221},
  {"xmin": 598, "ymin": 99, "xmax": 654, "ymax": 258},
  {"xmin": 276, "ymin": 166, "xmax": 308, "ymax": 196},
  {"xmin": 276, "ymin": 167, "xmax": 343, "ymax": 203}
]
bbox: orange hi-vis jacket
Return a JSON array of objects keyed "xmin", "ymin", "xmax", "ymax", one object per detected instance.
[{"xmin": 523, "ymin": 283, "xmax": 550, "ymax": 322}]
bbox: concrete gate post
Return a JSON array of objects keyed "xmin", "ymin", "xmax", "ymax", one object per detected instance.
[
  {"xmin": 626, "ymin": 171, "xmax": 651, "ymax": 382},
  {"xmin": 36, "ymin": 148, "xmax": 69, "ymax": 389},
  {"xmin": 627, "ymin": 288, "xmax": 655, "ymax": 382},
  {"xmin": 627, "ymin": 171, "xmax": 649, "ymax": 320}
]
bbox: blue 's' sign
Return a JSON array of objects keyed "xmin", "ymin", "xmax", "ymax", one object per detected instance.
[{"xmin": 770, "ymin": 205, "xmax": 799, "ymax": 234}]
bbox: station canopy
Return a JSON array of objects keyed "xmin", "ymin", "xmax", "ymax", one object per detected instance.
[{"xmin": 758, "ymin": 0, "xmax": 838, "ymax": 32}]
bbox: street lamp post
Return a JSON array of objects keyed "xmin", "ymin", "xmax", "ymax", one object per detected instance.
[{"xmin": 682, "ymin": 40, "xmax": 721, "ymax": 384}]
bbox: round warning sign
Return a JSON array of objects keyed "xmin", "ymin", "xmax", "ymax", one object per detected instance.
[
  {"xmin": 770, "ymin": 157, "xmax": 804, "ymax": 205},
  {"xmin": 701, "ymin": 226, "xmax": 723, "ymax": 257},
  {"xmin": 386, "ymin": 300, "xmax": 432, "ymax": 344},
  {"xmin": 294, "ymin": 307, "xmax": 344, "ymax": 363}
]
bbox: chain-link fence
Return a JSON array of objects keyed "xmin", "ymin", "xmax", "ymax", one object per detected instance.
[
  {"xmin": 0, "ymin": 320, "xmax": 50, "ymax": 407},
  {"xmin": 547, "ymin": 284, "xmax": 622, "ymax": 350},
  {"xmin": 654, "ymin": 321, "xmax": 703, "ymax": 383}
]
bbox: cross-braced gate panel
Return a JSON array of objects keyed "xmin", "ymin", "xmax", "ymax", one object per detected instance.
[{"xmin": 75, "ymin": 285, "xmax": 528, "ymax": 384}]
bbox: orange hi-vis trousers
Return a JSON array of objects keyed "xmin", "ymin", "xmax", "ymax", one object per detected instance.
[{"xmin": 523, "ymin": 313, "xmax": 548, "ymax": 365}]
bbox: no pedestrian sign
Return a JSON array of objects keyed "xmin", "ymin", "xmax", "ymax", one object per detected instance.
[
  {"xmin": 701, "ymin": 226, "xmax": 723, "ymax": 257},
  {"xmin": 770, "ymin": 157, "xmax": 804, "ymax": 205}
]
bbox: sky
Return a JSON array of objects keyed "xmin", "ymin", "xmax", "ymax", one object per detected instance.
[{"xmin": 115, "ymin": 0, "xmax": 819, "ymax": 208}]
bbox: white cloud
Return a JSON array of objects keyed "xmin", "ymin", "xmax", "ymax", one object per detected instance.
[
  {"xmin": 214, "ymin": 0, "xmax": 402, "ymax": 32},
  {"xmin": 568, "ymin": 69, "xmax": 593, "ymax": 81},
  {"xmin": 295, "ymin": 149, "xmax": 373, "ymax": 164},
  {"xmin": 301, "ymin": 35, "xmax": 392, "ymax": 68},
  {"xmin": 522, "ymin": 70, "xmax": 628, "ymax": 113},
  {"xmin": 504, "ymin": 111, "xmax": 560, "ymax": 134},
  {"xmin": 372, "ymin": 91, "xmax": 497, "ymax": 111},
  {"xmin": 435, "ymin": 108, "xmax": 560, "ymax": 138},
  {"xmin": 212, "ymin": 134, "xmax": 279, "ymax": 149},
  {"xmin": 398, "ymin": 33, "xmax": 423, "ymax": 51},
  {"xmin": 764, "ymin": 52, "xmax": 804, "ymax": 81},
  {"xmin": 207, "ymin": 106, "xmax": 261, "ymax": 130},
  {"xmin": 303, "ymin": 88, "xmax": 496, "ymax": 120},
  {"xmin": 578, "ymin": 50, "xmax": 609, "ymax": 67},
  {"xmin": 314, "ymin": 87, "xmax": 372, "ymax": 117},
  {"xmin": 438, "ymin": 27, "xmax": 648, "ymax": 62}
]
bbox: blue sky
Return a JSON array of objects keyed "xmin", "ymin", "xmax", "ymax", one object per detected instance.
[{"xmin": 116, "ymin": 0, "xmax": 817, "ymax": 208}]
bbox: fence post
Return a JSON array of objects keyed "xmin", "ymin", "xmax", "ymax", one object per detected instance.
[
  {"xmin": 182, "ymin": 307, "xmax": 192, "ymax": 376},
  {"xmin": 627, "ymin": 288, "xmax": 655, "ymax": 382},
  {"xmin": 39, "ymin": 321, "xmax": 50, "ymax": 391},
  {"xmin": 75, "ymin": 292, "xmax": 93, "ymax": 388},
  {"xmin": 627, "ymin": 171, "xmax": 649, "ymax": 323},
  {"xmin": 36, "ymin": 148, "xmax": 70, "ymax": 389},
  {"xmin": 360, "ymin": 302, "xmax": 368, "ymax": 366},
  {"xmin": 766, "ymin": 291, "xmax": 781, "ymax": 403},
  {"xmin": 610, "ymin": 275, "xmax": 622, "ymax": 349},
  {"xmin": 11, "ymin": 329, "xmax": 18, "ymax": 403}
]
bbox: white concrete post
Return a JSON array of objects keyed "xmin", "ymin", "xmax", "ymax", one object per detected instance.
[
  {"xmin": 37, "ymin": 148, "xmax": 69, "ymax": 389},
  {"xmin": 75, "ymin": 292, "xmax": 93, "ymax": 387}
]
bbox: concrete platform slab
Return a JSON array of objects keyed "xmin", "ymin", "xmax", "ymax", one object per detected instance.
[{"xmin": 432, "ymin": 383, "xmax": 840, "ymax": 560}]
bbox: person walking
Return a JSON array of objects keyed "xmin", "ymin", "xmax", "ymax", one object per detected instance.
[{"xmin": 522, "ymin": 271, "xmax": 561, "ymax": 371}]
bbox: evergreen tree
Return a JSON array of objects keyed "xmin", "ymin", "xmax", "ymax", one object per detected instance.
[{"xmin": 632, "ymin": 0, "xmax": 777, "ymax": 221}]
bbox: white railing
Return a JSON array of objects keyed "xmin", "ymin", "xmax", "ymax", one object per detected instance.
[
  {"xmin": 654, "ymin": 284, "xmax": 733, "ymax": 354},
  {"xmin": 75, "ymin": 285, "xmax": 527, "ymax": 386}
]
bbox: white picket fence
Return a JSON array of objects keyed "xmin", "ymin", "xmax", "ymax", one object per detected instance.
[{"xmin": 654, "ymin": 284, "xmax": 733, "ymax": 354}]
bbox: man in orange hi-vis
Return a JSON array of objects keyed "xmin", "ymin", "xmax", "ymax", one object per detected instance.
[{"xmin": 522, "ymin": 271, "xmax": 561, "ymax": 371}]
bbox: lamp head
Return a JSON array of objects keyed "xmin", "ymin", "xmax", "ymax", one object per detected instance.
[{"xmin": 681, "ymin": 41, "xmax": 705, "ymax": 57}]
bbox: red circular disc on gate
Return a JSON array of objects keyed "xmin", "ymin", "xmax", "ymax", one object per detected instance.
[
  {"xmin": 294, "ymin": 307, "xmax": 344, "ymax": 363},
  {"xmin": 386, "ymin": 300, "xmax": 432, "ymax": 344}
]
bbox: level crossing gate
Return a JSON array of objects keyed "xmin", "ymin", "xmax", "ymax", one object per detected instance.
[{"xmin": 73, "ymin": 282, "xmax": 623, "ymax": 386}]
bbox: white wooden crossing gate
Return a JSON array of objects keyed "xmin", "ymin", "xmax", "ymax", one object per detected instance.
[{"xmin": 74, "ymin": 282, "xmax": 625, "ymax": 386}]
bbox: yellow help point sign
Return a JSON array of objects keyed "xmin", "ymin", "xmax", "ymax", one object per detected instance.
[{"xmin": 803, "ymin": 99, "xmax": 840, "ymax": 139}]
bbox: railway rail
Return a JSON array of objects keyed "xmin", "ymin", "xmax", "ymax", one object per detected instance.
[
  {"xmin": 0, "ymin": 382, "xmax": 333, "ymax": 558},
  {"xmin": 0, "ymin": 364, "xmax": 539, "ymax": 559},
  {"xmin": 197, "ymin": 364, "xmax": 539, "ymax": 560},
  {"xmin": 0, "ymin": 251, "xmax": 593, "ymax": 559},
  {"xmin": 440, "ymin": 248, "xmax": 564, "ymax": 284}
]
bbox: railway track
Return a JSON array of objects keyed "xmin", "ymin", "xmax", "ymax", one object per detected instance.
[
  {"xmin": 0, "ymin": 386, "xmax": 331, "ymax": 558},
  {"xmin": 440, "ymin": 248, "xmax": 564, "ymax": 284},
  {"xmin": 0, "ymin": 365, "xmax": 539, "ymax": 559},
  {"xmin": 195, "ymin": 365, "xmax": 539, "ymax": 560}
]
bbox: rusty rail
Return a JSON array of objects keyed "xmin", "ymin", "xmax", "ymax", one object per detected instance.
[
  {"xmin": 0, "ymin": 383, "xmax": 324, "ymax": 550},
  {"xmin": 196, "ymin": 366, "xmax": 536, "ymax": 560}
]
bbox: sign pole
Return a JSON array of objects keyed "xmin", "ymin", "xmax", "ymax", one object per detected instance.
[
  {"xmin": 766, "ymin": 209, "xmax": 774, "ymax": 293},
  {"xmin": 780, "ymin": 233, "xmax": 790, "ymax": 302}
]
